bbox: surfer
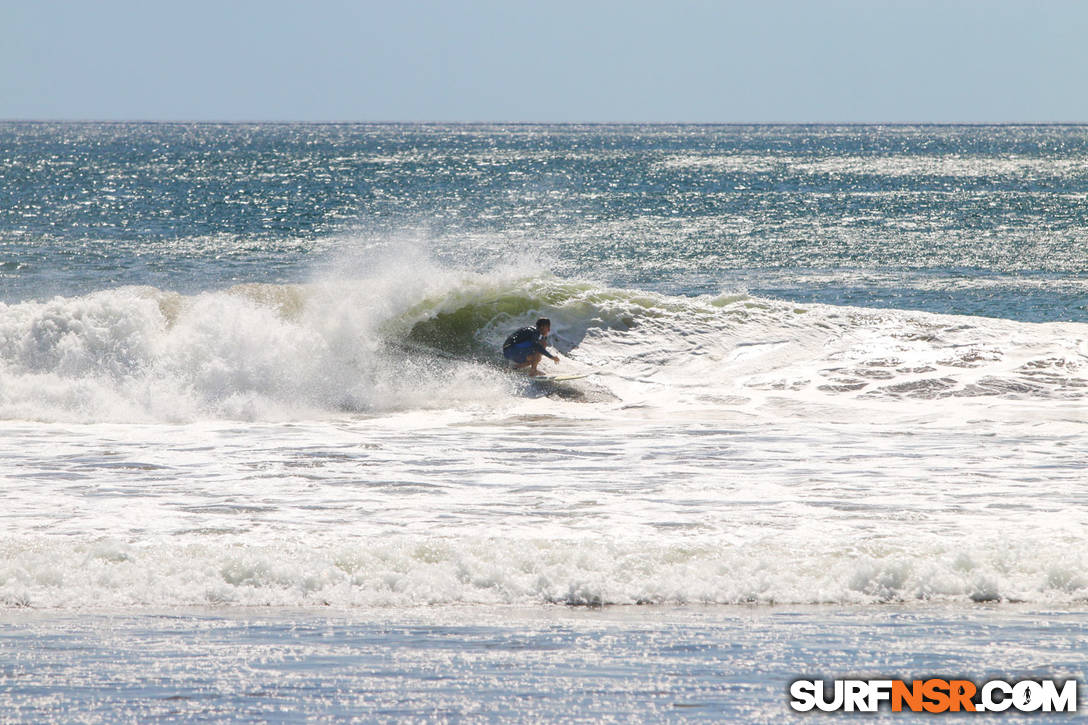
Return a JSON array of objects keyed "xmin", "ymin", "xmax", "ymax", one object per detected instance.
[{"xmin": 502, "ymin": 318, "xmax": 559, "ymax": 376}]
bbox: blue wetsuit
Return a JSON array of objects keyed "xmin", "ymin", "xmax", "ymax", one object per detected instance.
[{"xmin": 502, "ymin": 327, "xmax": 549, "ymax": 364}]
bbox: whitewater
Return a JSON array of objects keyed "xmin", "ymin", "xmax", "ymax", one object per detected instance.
[{"xmin": 3, "ymin": 256, "xmax": 1086, "ymax": 612}]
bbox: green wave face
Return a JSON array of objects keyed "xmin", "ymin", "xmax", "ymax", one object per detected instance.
[{"xmin": 395, "ymin": 275, "xmax": 743, "ymax": 361}]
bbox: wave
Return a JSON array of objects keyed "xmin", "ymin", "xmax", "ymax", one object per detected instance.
[
  {"xmin": 1, "ymin": 266, "xmax": 1086, "ymax": 422},
  {"xmin": 4, "ymin": 530, "xmax": 1087, "ymax": 609}
]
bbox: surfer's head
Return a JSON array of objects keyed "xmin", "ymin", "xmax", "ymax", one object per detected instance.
[{"xmin": 535, "ymin": 318, "xmax": 551, "ymax": 335}]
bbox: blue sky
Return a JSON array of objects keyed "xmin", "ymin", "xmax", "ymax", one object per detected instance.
[{"xmin": 2, "ymin": 0, "xmax": 1085, "ymax": 122}]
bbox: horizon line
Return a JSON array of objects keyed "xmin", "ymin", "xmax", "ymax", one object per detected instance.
[{"xmin": 3, "ymin": 119, "xmax": 1088, "ymax": 127}]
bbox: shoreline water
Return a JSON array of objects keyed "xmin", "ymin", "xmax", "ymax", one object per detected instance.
[{"xmin": 3, "ymin": 603, "xmax": 1085, "ymax": 722}]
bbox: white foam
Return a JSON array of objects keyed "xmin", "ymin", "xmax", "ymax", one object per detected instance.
[
  {"xmin": 0, "ymin": 275, "xmax": 520, "ymax": 422},
  {"xmin": 3, "ymin": 526, "xmax": 1087, "ymax": 609},
  {"xmin": 2, "ymin": 402, "xmax": 1085, "ymax": 610}
]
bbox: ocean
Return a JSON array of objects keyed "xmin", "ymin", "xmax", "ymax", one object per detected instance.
[{"xmin": 1, "ymin": 122, "xmax": 1086, "ymax": 721}]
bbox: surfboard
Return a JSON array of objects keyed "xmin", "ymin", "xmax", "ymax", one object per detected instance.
[{"xmin": 529, "ymin": 373, "xmax": 589, "ymax": 383}]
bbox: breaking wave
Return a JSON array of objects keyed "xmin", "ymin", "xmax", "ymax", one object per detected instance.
[
  {"xmin": 4, "ymin": 529, "xmax": 1087, "ymax": 609},
  {"xmin": 1, "ymin": 260, "xmax": 1086, "ymax": 423}
]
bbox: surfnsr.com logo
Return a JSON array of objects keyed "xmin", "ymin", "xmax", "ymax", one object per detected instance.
[{"xmin": 789, "ymin": 678, "xmax": 1077, "ymax": 713}]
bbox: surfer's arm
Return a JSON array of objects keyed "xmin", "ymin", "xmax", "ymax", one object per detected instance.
[{"xmin": 532, "ymin": 341, "xmax": 559, "ymax": 362}]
